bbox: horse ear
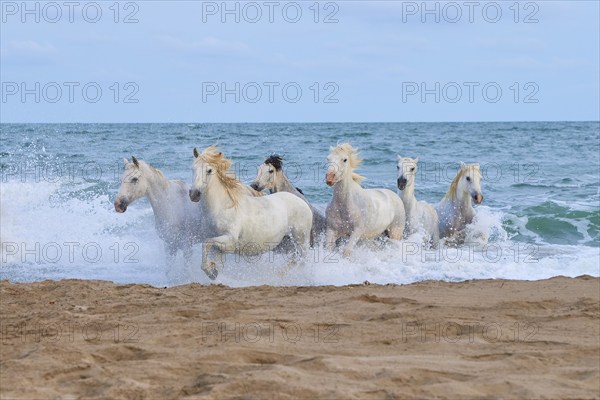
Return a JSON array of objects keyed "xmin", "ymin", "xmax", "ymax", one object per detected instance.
[
  {"xmin": 123, "ymin": 158, "xmax": 129, "ymax": 166},
  {"xmin": 193, "ymin": 148, "xmax": 199, "ymax": 158},
  {"xmin": 132, "ymin": 156, "xmax": 139, "ymax": 167},
  {"xmin": 397, "ymin": 154, "xmax": 401, "ymax": 160},
  {"xmin": 460, "ymin": 161, "xmax": 467, "ymax": 169},
  {"xmin": 415, "ymin": 157, "xmax": 419, "ymax": 163}
]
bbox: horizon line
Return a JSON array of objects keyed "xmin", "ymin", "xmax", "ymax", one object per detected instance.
[{"xmin": 1, "ymin": 120, "xmax": 599, "ymax": 124}]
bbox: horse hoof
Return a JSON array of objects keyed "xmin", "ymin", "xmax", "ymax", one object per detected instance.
[
  {"xmin": 206, "ymin": 268, "xmax": 218, "ymax": 280},
  {"xmin": 203, "ymin": 263, "xmax": 218, "ymax": 280}
]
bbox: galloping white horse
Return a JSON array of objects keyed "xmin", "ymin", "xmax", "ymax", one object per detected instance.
[
  {"xmin": 250, "ymin": 155, "xmax": 327, "ymax": 244},
  {"xmin": 325, "ymin": 143, "xmax": 406, "ymax": 256},
  {"xmin": 397, "ymin": 156, "xmax": 439, "ymax": 246},
  {"xmin": 189, "ymin": 146, "xmax": 313, "ymax": 280},
  {"xmin": 114, "ymin": 157, "xmax": 205, "ymax": 268},
  {"xmin": 436, "ymin": 162, "xmax": 484, "ymax": 243}
]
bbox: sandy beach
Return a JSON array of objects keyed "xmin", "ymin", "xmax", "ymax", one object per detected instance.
[{"xmin": 1, "ymin": 276, "xmax": 598, "ymax": 399}]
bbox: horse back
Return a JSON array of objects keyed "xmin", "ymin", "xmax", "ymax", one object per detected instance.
[
  {"xmin": 244, "ymin": 191, "xmax": 310, "ymax": 220},
  {"xmin": 367, "ymin": 188, "xmax": 404, "ymax": 214},
  {"xmin": 352, "ymin": 188, "xmax": 404, "ymax": 236}
]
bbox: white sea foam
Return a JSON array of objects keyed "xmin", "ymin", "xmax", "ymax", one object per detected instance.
[{"xmin": 0, "ymin": 179, "xmax": 598, "ymax": 288}]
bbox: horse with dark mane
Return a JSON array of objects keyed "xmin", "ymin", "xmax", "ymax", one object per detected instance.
[{"xmin": 250, "ymin": 155, "xmax": 327, "ymax": 244}]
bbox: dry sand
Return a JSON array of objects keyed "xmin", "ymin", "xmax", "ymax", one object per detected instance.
[{"xmin": 1, "ymin": 276, "xmax": 598, "ymax": 399}]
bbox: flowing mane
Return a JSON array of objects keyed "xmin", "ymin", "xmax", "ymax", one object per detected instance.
[
  {"xmin": 331, "ymin": 143, "xmax": 365, "ymax": 183},
  {"xmin": 444, "ymin": 163, "xmax": 481, "ymax": 200},
  {"xmin": 198, "ymin": 145, "xmax": 244, "ymax": 205}
]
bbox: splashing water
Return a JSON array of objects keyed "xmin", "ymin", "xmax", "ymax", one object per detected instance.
[{"xmin": 1, "ymin": 122, "xmax": 598, "ymax": 287}]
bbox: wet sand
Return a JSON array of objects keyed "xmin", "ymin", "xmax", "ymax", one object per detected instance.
[{"xmin": 1, "ymin": 276, "xmax": 598, "ymax": 399}]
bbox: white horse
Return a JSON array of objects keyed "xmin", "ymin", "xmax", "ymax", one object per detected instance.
[
  {"xmin": 325, "ymin": 143, "xmax": 406, "ymax": 256},
  {"xmin": 250, "ymin": 155, "xmax": 327, "ymax": 245},
  {"xmin": 397, "ymin": 156, "xmax": 439, "ymax": 246},
  {"xmin": 435, "ymin": 162, "xmax": 484, "ymax": 243},
  {"xmin": 189, "ymin": 146, "xmax": 313, "ymax": 280},
  {"xmin": 114, "ymin": 157, "xmax": 205, "ymax": 269}
]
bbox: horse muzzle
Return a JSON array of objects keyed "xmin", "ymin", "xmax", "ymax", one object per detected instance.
[
  {"xmin": 249, "ymin": 182, "xmax": 262, "ymax": 191},
  {"xmin": 189, "ymin": 189, "xmax": 201, "ymax": 202},
  {"xmin": 473, "ymin": 193, "xmax": 483, "ymax": 205},
  {"xmin": 325, "ymin": 171, "xmax": 336, "ymax": 187},
  {"xmin": 114, "ymin": 198, "xmax": 128, "ymax": 213},
  {"xmin": 397, "ymin": 177, "xmax": 407, "ymax": 191}
]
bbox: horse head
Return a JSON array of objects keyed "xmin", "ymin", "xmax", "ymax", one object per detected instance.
[
  {"xmin": 190, "ymin": 146, "xmax": 241, "ymax": 205},
  {"xmin": 454, "ymin": 162, "xmax": 483, "ymax": 205},
  {"xmin": 326, "ymin": 143, "xmax": 364, "ymax": 187},
  {"xmin": 250, "ymin": 154, "xmax": 283, "ymax": 192},
  {"xmin": 114, "ymin": 156, "xmax": 146, "ymax": 213},
  {"xmin": 396, "ymin": 156, "xmax": 419, "ymax": 191}
]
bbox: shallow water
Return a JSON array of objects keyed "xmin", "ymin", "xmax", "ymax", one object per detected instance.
[{"xmin": 1, "ymin": 122, "xmax": 598, "ymax": 287}]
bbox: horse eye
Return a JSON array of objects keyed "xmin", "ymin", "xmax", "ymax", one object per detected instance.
[
  {"xmin": 131, "ymin": 177, "xmax": 138, "ymax": 183},
  {"xmin": 343, "ymin": 158, "xmax": 347, "ymax": 163},
  {"xmin": 466, "ymin": 176, "xmax": 471, "ymax": 182},
  {"xmin": 396, "ymin": 165, "xmax": 400, "ymax": 170},
  {"xmin": 207, "ymin": 169, "xmax": 213, "ymax": 174},
  {"xmin": 269, "ymin": 170, "xmax": 274, "ymax": 174},
  {"xmin": 410, "ymin": 167, "xmax": 415, "ymax": 172}
]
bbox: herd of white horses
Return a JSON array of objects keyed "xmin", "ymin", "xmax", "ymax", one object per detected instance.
[{"xmin": 114, "ymin": 143, "xmax": 484, "ymax": 280}]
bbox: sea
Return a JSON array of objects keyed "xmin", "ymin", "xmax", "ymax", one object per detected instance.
[{"xmin": 1, "ymin": 122, "xmax": 599, "ymax": 287}]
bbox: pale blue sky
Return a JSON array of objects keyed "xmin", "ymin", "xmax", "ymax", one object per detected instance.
[{"xmin": 1, "ymin": 1, "xmax": 598, "ymax": 122}]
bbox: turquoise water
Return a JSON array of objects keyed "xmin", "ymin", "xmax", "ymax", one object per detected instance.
[{"xmin": 1, "ymin": 122, "xmax": 599, "ymax": 286}]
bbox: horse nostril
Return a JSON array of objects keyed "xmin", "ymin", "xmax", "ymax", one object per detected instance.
[
  {"xmin": 250, "ymin": 182, "xmax": 259, "ymax": 190},
  {"xmin": 114, "ymin": 197, "xmax": 127, "ymax": 213}
]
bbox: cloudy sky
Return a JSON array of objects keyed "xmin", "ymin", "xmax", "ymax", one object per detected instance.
[{"xmin": 1, "ymin": 1, "xmax": 598, "ymax": 122}]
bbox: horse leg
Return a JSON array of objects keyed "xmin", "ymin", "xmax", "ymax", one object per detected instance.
[
  {"xmin": 201, "ymin": 235, "xmax": 234, "ymax": 280},
  {"xmin": 388, "ymin": 224, "xmax": 405, "ymax": 241},
  {"xmin": 273, "ymin": 234, "xmax": 294, "ymax": 254},
  {"xmin": 325, "ymin": 228, "xmax": 338, "ymax": 252},
  {"xmin": 309, "ymin": 228, "xmax": 316, "ymax": 248},
  {"xmin": 343, "ymin": 230, "xmax": 362, "ymax": 257},
  {"xmin": 291, "ymin": 216, "xmax": 312, "ymax": 257},
  {"xmin": 183, "ymin": 243, "xmax": 194, "ymax": 277},
  {"xmin": 164, "ymin": 243, "xmax": 178, "ymax": 280},
  {"xmin": 431, "ymin": 227, "xmax": 440, "ymax": 249},
  {"xmin": 201, "ymin": 241, "xmax": 218, "ymax": 280},
  {"xmin": 391, "ymin": 207, "xmax": 407, "ymax": 241},
  {"xmin": 386, "ymin": 207, "xmax": 405, "ymax": 243}
]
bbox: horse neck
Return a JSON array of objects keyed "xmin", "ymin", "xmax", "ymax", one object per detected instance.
[
  {"xmin": 203, "ymin": 176, "xmax": 235, "ymax": 212},
  {"xmin": 400, "ymin": 183, "xmax": 417, "ymax": 211},
  {"xmin": 333, "ymin": 171, "xmax": 360, "ymax": 201},
  {"xmin": 141, "ymin": 165, "xmax": 172, "ymax": 213},
  {"xmin": 274, "ymin": 172, "xmax": 303, "ymax": 197},
  {"xmin": 450, "ymin": 186, "xmax": 472, "ymax": 213}
]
